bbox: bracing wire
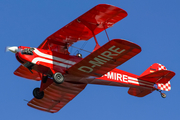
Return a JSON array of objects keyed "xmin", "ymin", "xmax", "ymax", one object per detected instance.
[
  {"xmin": 80, "ymin": 41, "xmax": 88, "ymax": 52},
  {"xmin": 103, "ymin": 25, "xmax": 110, "ymax": 41},
  {"xmin": 71, "ymin": 45, "xmax": 91, "ymax": 53},
  {"xmin": 105, "ymin": 29, "xmax": 110, "ymax": 41}
]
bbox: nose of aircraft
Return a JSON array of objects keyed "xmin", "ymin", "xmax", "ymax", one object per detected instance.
[{"xmin": 7, "ymin": 46, "xmax": 19, "ymax": 53}]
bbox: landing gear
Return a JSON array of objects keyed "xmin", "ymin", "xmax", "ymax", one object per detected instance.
[
  {"xmin": 156, "ymin": 89, "xmax": 166, "ymax": 98},
  {"xmin": 42, "ymin": 75, "xmax": 48, "ymax": 83},
  {"xmin": 33, "ymin": 88, "xmax": 44, "ymax": 99},
  {"xmin": 161, "ymin": 93, "xmax": 166, "ymax": 98},
  {"xmin": 157, "ymin": 89, "xmax": 166, "ymax": 98},
  {"xmin": 24, "ymin": 62, "xmax": 34, "ymax": 73},
  {"xmin": 33, "ymin": 72, "xmax": 64, "ymax": 99},
  {"xmin": 53, "ymin": 72, "xmax": 64, "ymax": 84}
]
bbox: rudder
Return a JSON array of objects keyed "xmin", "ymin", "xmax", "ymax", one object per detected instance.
[{"xmin": 157, "ymin": 81, "xmax": 171, "ymax": 91}]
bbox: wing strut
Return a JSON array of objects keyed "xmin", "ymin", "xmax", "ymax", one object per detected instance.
[
  {"xmin": 104, "ymin": 25, "xmax": 110, "ymax": 42},
  {"xmin": 77, "ymin": 19, "xmax": 100, "ymax": 51},
  {"xmin": 92, "ymin": 32, "xmax": 100, "ymax": 51},
  {"xmin": 77, "ymin": 18, "xmax": 111, "ymax": 51}
]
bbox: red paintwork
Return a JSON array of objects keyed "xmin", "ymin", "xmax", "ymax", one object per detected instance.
[
  {"xmin": 28, "ymin": 82, "xmax": 87, "ymax": 113},
  {"xmin": 16, "ymin": 46, "xmax": 82, "ymax": 74},
  {"xmin": 12, "ymin": 4, "xmax": 175, "ymax": 113},
  {"xmin": 38, "ymin": 4, "xmax": 127, "ymax": 53},
  {"xmin": 138, "ymin": 70, "xmax": 175, "ymax": 84},
  {"xmin": 14, "ymin": 65, "xmax": 41, "ymax": 81},
  {"xmin": 68, "ymin": 39, "xmax": 141, "ymax": 78}
]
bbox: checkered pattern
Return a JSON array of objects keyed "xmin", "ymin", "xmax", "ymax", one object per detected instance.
[
  {"xmin": 158, "ymin": 63, "xmax": 167, "ymax": 70},
  {"xmin": 157, "ymin": 63, "xmax": 171, "ymax": 91},
  {"xmin": 157, "ymin": 81, "xmax": 171, "ymax": 91}
]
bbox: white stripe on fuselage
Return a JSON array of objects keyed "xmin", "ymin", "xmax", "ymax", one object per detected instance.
[
  {"xmin": 33, "ymin": 49, "xmax": 76, "ymax": 65},
  {"xmin": 128, "ymin": 76, "xmax": 154, "ymax": 85},
  {"xmin": 128, "ymin": 76, "xmax": 154, "ymax": 87},
  {"xmin": 32, "ymin": 57, "xmax": 72, "ymax": 68},
  {"xmin": 31, "ymin": 48, "xmax": 75, "ymax": 68}
]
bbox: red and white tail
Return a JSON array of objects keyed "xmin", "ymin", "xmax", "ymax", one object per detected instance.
[
  {"xmin": 140, "ymin": 63, "xmax": 167, "ymax": 76},
  {"xmin": 139, "ymin": 63, "xmax": 174, "ymax": 91},
  {"xmin": 157, "ymin": 81, "xmax": 171, "ymax": 91},
  {"xmin": 128, "ymin": 63, "xmax": 175, "ymax": 97}
]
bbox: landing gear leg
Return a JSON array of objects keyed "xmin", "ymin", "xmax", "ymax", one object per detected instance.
[
  {"xmin": 42, "ymin": 75, "xmax": 48, "ymax": 83},
  {"xmin": 157, "ymin": 89, "xmax": 166, "ymax": 98}
]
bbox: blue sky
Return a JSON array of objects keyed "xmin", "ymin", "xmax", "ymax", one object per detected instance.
[{"xmin": 1, "ymin": 0, "xmax": 179, "ymax": 120}]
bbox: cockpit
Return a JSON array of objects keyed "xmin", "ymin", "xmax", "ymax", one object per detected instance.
[{"xmin": 21, "ymin": 48, "xmax": 35, "ymax": 55}]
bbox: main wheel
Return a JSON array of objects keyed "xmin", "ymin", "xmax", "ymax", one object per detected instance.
[
  {"xmin": 53, "ymin": 72, "xmax": 64, "ymax": 84},
  {"xmin": 161, "ymin": 93, "xmax": 166, "ymax": 98},
  {"xmin": 33, "ymin": 88, "xmax": 44, "ymax": 99}
]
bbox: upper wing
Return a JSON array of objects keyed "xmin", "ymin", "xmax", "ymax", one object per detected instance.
[
  {"xmin": 68, "ymin": 39, "xmax": 141, "ymax": 78},
  {"xmin": 28, "ymin": 81, "xmax": 87, "ymax": 113},
  {"xmin": 38, "ymin": 4, "xmax": 127, "ymax": 54}
]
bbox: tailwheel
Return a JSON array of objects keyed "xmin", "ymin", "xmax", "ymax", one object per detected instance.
[
  {"xmin": 33, "ymin": 88, "xmax": 44, "ymax": 99},
  {"xmin": 161, "ymin": 93, "xmax": 166, "ymax": 98},
  {"xmin": 53, "ymin": 72, "xmax": 64, "ymax": 84}
]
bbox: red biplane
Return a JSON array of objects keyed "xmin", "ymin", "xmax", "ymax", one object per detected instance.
[{"xmin": 8, "ymin": 4, "xmax": 175, "ymax": 113}]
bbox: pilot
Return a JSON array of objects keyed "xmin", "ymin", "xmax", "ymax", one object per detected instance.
[{"xmin": 21, "ymin": 48, "xmax": 34, "ymax": 55}]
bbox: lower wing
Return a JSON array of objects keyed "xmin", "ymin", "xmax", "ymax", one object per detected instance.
[{"xmin": 28, "ymin": 81, "xmax": 87, "ymax": 113}]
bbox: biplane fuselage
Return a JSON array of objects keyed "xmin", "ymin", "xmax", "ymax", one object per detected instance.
[
  {"xmin": 8, "ymin": 4, "xmax": 175, "ymax": 113},
  {"xmin": 15, "ymin": 46, "xmax": 155, "ymax": 91}
]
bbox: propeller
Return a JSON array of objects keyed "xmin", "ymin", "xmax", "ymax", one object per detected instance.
[{"xmin": 6, "ymin": 46, "xmax": 19, "ymax": 53}]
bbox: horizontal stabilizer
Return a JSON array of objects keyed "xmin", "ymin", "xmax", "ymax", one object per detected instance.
[
  {"xmin": 128, "ymin": 87, "xmax": 153, "ymax": 97},
  {"xmin": 14, "ymin": 65, "xmax": 41, "ymax": 81},
  {"xmin": 138, "ymin": 70, "xmax": 175, "ymax": 84}
]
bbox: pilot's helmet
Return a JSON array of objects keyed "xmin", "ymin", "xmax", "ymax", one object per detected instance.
[{"xmin": 76, "ymin": 53, "xmax": 82, "ymax": 58}]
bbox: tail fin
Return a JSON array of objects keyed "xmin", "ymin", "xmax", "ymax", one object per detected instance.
[
  {"xmin": 139, "ymin": 63, "xmax": 167, "ymax": 77},
  {"xmin": 139, "ymin": 63, "xmax": 175, "ymax": 91}
]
